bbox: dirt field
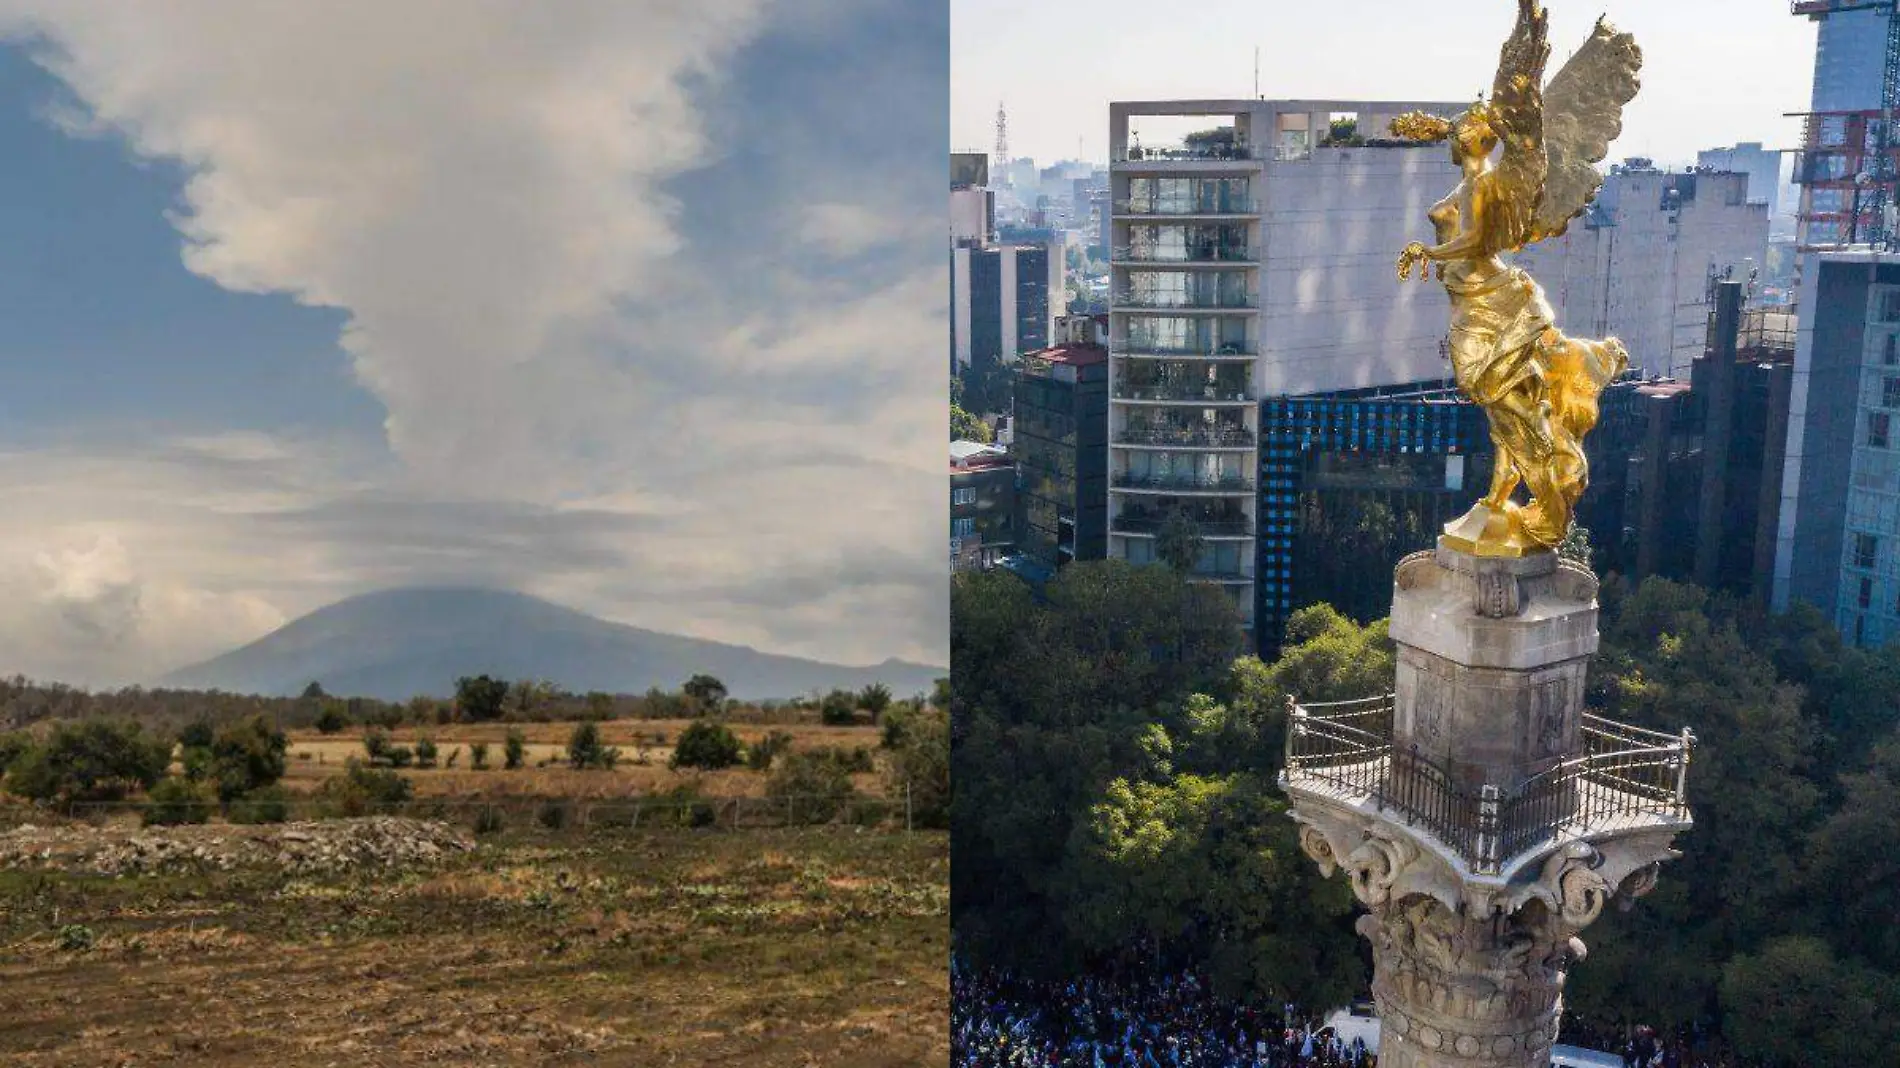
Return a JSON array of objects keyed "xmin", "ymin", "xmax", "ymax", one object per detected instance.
[
  {"xmin": 279, "ymin": 720, "xmax": 889, "ymax": 800},
  {"xmin": 0, "ymin": 821, "xmax": 948, "ymax": 1066}
]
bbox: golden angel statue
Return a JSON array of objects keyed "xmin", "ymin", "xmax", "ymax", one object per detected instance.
[{"xmin": 1393, "ymin": 0, "xmax": 1642, "ymax": 557}]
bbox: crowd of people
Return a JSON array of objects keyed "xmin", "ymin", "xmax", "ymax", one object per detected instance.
[
  {"xmin": 951, "ymin": 962, "xmax": 1374, "ymax": 1068},
  {"xmin": 952, "ymin": 960, "xmax": 1752, "ymax": 1068}
]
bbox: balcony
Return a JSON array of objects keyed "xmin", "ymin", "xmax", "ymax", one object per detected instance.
[
  {"xmin": 1113, "ymin": 472, "xmax": 1255, "ymax": 494},
  {"xmin": 1113, "ymin": 291, "xmax": 1257, "ymax": 311},
  {"xmin": 1114, "ymin": 514, "xmax": 1254, "ymax": 538},
  {"xmin": 1116, "ymin": 339, "xmax": 1257, "ymax": 360},
  {"xmin": 1187, "ymin": 570, "xmax": 1255, "ymax": 585},
  {"xmin": 1114, "ymin": 424, "xmax": 1256, "ymax": 449},
  {"xmin": 1112, "ymin": 245, "xmax": 1256, "ymax": 266},
  {"xmin": 1115, "ymin": 381, "xmax": 1255, "ymax": 404},
  {"xmin": 1113, "ymin": 198, "xmax": 1262, "ymax": 217},
  {"xmin": 1280, "ymin": 696, "xmax": 1695, "ymax": 876}
]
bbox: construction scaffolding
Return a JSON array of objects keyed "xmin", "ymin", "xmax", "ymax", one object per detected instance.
[{"xmin": 1792, "ymin": 1, "xmax": 1900, "ymax": 250}]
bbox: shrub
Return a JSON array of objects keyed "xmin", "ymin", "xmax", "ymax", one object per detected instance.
[
  {"xmin": 503, "ymin": 729, "xmax": 526, "ymax": 770},
  {"xmin": 228, "ymin": 784, "xmax": 291, "ymax": 825},
  {"xmin": 567, "ymin": 721, "xmax": 620, "ymax": 770},
  {"xmin": 314, "ymin": 704, "xmax": 348, "ymax": 734},
  {"xmin": 766, "ymin": 750, "xmax": 857, "ymax": 824},
  {"xmin": 314, "ymin": 759, "xmax": 411, "ymax": 817},
  {"xmin": 3, "ymin": 720, "xmax": 172, "ymax": 805},
  {"xmin": 414, "ymin": 737, "xmax": 439, "ymax": 769},
  {"xmin": 142, "ymin": 776, "xmax": 213, "ymax": 826},
  {"xmin": 209, "ymin": 716, "xmax": 288, "ymax": 802},
  {"xmin": 56, "ymin": 924, "xmax": 95, "ymax": 952},
  {"xmin": 536, "ymin": 800, "xmax": 569, "ymax": 830},
  {"xmin": 652, "ymin": 785, "xmax": 716, "ymax": 828},
  {"xmin": 385, "ymin": 745, "xmax": 415, "ymax": 769},
  {"xmin": 819, "ymin": 689, "xmax": 857, "ymax": 726},
  {"xmin": 444, "ymin": 747, "xmax": 460, "ymax": 769},
  {"xmin": 0, "ymin": 732, "xmax": 30, "ymax": 777},
  {"xmin": 361, "ymin": 728, "xmax": 390, "ymax": 763},
  {"xmin": 670, "ymin": 720, "xmax": 742, "ymax": 770},
  {"xmin": 880, "ymin": 705, "xmax": 915, "ymax": 749},
  {"xmin": 469, "ymin": 742, "xmax": 490, "ymax": 770},
  {"xmin": 745, "ymin": 730, "xmax": 794, "ymax": 771},
  {"xmin": 472, "ymin": 805, "xmax": 504, "ymax": 835}
]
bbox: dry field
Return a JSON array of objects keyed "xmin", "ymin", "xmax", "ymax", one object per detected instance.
[
  {"xmin": 0, "ymin": 821, "xmax": 949, "ymax": 1066},
  {"xmin": 279, "ymin": 719, "xmax": 890, "ymax": 800}
]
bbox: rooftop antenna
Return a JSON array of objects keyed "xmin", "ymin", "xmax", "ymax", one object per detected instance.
[
  {"xmin": 995, "ymin": 101, "xmax": 1010, "ymax": 188},
  {"xmin": 1254, "ymin": 46, "xmax": 1260, "ymax": 98}
]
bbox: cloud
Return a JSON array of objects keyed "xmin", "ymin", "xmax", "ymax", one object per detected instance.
[{"xmin": 0, "ymin": 1, "xmax": 950, "ymax": 685}]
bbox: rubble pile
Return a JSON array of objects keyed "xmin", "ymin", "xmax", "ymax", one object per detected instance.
[{"xmin": 0, "ymin": 816, "xmax": 475, "ymax": 876}]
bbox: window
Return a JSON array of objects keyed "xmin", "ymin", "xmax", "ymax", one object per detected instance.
[
  {"xmin": 1886, "ymin": 333, "xmax": 1897, "ymax": 366},
  {"xmin": 1860, "ymin": 577, "xmax": 1874, "ymax": 610},
  {"xmin": 1885, "ymin": 377, "xmax": 1900, "ymax": 408},
  {"xmin": 1855, "ymin": 532, "xmax": 1879, "ymax": 570},
  {"xmin": 951, "ymin": 487, "xmax": 977, "ymax": 506},
  {"xmin": 952, "ymin": 517, "xmax": 975, "ymax": 537},
  {"xmin": 1871, "ymin": 412, "xmax": 1891, "ymax": 449}
]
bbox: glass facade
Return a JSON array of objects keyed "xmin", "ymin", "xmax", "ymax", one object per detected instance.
[
  {"xmin": 1122, "ymin": 177, "xmax": 1253, "ymax": 215},
  {"xmin": 1836, "ymin": 284, "xmax": 1900, "ymax": 645}
]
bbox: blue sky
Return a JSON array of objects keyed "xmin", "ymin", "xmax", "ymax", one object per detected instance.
[
  {"xmin": 0, "ymin": 0, "xmax": 948, "ymax": 686},
  {"xmin": 955, "ymin": 0, "xmax": 1819, "ymax": 168}
]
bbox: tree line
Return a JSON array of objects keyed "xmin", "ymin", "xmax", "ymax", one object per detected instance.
[{"xmin": 951, "ymin": 559, "xmax": 1900, "ymax": 1066}]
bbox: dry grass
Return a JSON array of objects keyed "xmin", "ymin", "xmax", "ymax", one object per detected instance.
[
  {"xmin": 277, "ymin": 719, "xmax": 887, "ymax": 800},
  {"xmin": 0, "ymin": 825, "xmax": 948, "ymax": 1066}
]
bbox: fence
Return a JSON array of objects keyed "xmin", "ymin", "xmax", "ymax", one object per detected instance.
[
  {"xmin": 2, "ymin": 784, "xmax": 930, "ymax": 834},
  {"xmin": 1284, "ymin": 695, "xmax": 1694, "ymax": 874}
]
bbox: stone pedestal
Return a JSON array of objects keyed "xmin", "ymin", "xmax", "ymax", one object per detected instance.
[
  {"xmin": 1282, "ymin": 541, "xmax": 1692, "ymax": 1068},
  {"xmin": 1388, "ymin": 541, "xmax": 1599, "ymax": 794}
]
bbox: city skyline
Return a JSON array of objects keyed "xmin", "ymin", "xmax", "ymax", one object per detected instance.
[
  {"xmin": 0, "ymin": 0, "xmax": 948, "ymax": 687},
  {"xmin": 953, "ymin": 0, "xmax": 1818, "ymax": 171}
]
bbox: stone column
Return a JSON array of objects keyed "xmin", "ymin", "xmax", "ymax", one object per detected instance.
[{"xmin": 1284, "ymin": 540, "xmax": 1690, "ymax": 1068}]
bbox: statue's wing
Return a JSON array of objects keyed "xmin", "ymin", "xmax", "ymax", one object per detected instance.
[
  {"xmin": 1530, "ymin": 16, "xmax": 1643, "ymax": 244},
  {"xmin": 1487, "ymin": 0, "xmax": 1553, "ymax": 254}
]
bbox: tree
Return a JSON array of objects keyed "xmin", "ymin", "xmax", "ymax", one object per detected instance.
[
  {"xmin": 1558, "ymin": 522, "xmax": 1594, "ymax": 569},
  {"xmin": 1720, "ymin": 937, "xmax": 1900, "ymax": 1066},
  {"xmin": 767, "ymin": 750, "xmax": 857, "ymax": 824},
  {"xmin": 361, "ymin": 728, "xmax": 391, "ymax": 764},
  {"xmin": 314, "ymin": 702, "xmax": 349, "ymax": 734},
  {"xmin": 300, "ymin": 681, "xmax": 328, "ymax": 700},
  {"xmin": 682, "ymin": 674, "xmax": 728, "ymax": 713},
  {"xmin": 208, "ymin": 715, "xmax": 288, "ymax": 802},
  {"xmin": 951, "ymin": 403, "xmax": 993, "ymax": 443},
  {"xmin": 454, "ymin": 675, "xmax": 509, "ymax": 723},
  {"xmin": 414, "ymin": 736, "xmax": 439, "ymax": 769},
  {"xmin": 502, "ymin": 728, "xmax": 526, "ymax": 770},
  {"xmin": 885, "ymin": 706, "xmax": 950, "ymax": 828},
  {"xmin": 3, "ymin": 720, "xmax": 171, "ymax": 805},
  {"xmin": 858, "ymin": 683, "xmax": 893, "ymax": 725},
  {"xmin": 671, "ymin": 720, "xmax": 742, "ymax": 770},
  {"xmin": 1155, "ymin": 509, "xmax": 1206, "ymax": 574},
  {"xmin": 820, "ymin": 689, "xmax": 858, "ymax": 726}
]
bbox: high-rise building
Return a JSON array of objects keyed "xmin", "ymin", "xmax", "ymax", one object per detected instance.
[
  {"xmin": 1517, "ymin": 165, "xmax": 1770, "ymax": 378},
  {"xmin": 1773, "ymin": 250, "xmax": 1900, "ymax": 646},
  {"xmin": 951, "ymin": 244, "xmax": 1059, "ymax": 375},
  {"xmin": 1105, "ymin": 98, "xmax": 1466, "ymax": 637},
  {"xmin": 1698, "ymin": 143, "xmax": 1785, "ymax": 216},
  {"xmin": 1013, "ymin": 316, "xmax": 1110, "ymax": 577}
]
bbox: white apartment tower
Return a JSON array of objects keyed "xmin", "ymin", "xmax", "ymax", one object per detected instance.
[{"xmin": 1105, "ymin": 99, "xmax": 1464, "ymax": 635}]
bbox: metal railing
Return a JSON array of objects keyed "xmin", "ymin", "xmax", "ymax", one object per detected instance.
[
  {"xmin": 1113, "ymin": 515, "xmax": 1253, "ymax": 537},
  {"xmin": 1115, "ymin": 425, "xmax": 1256, "ymax": 448},
  {"xmin": 1283, "ymin": 696, "xmax": 1695, "ymax": 875},
  {"xmin": 1113, "ymin": 245, "xmax": 1256, "ymax": 264},
  {"xmin": 1113, "ymin": 198, "xmax": 1262, "ymax": 216},
  {"xmin": 1116, "ymin": 340, "xmax": 1257, "ymax": 358},
  {"xmin": 1114, "ymin": 145, "xmax": 1257, "ymax": 163},
  {"xmin": 1114, "ymin": 383, "xmax": 1256, "ymax": 403},
  {"xmin": 1112, "ymin": 473, "xmax": 1255, "ymax": 493},
  {"xmin": 1114, "ymin": 292, "xmax": 1258, "ymax": 310}
]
